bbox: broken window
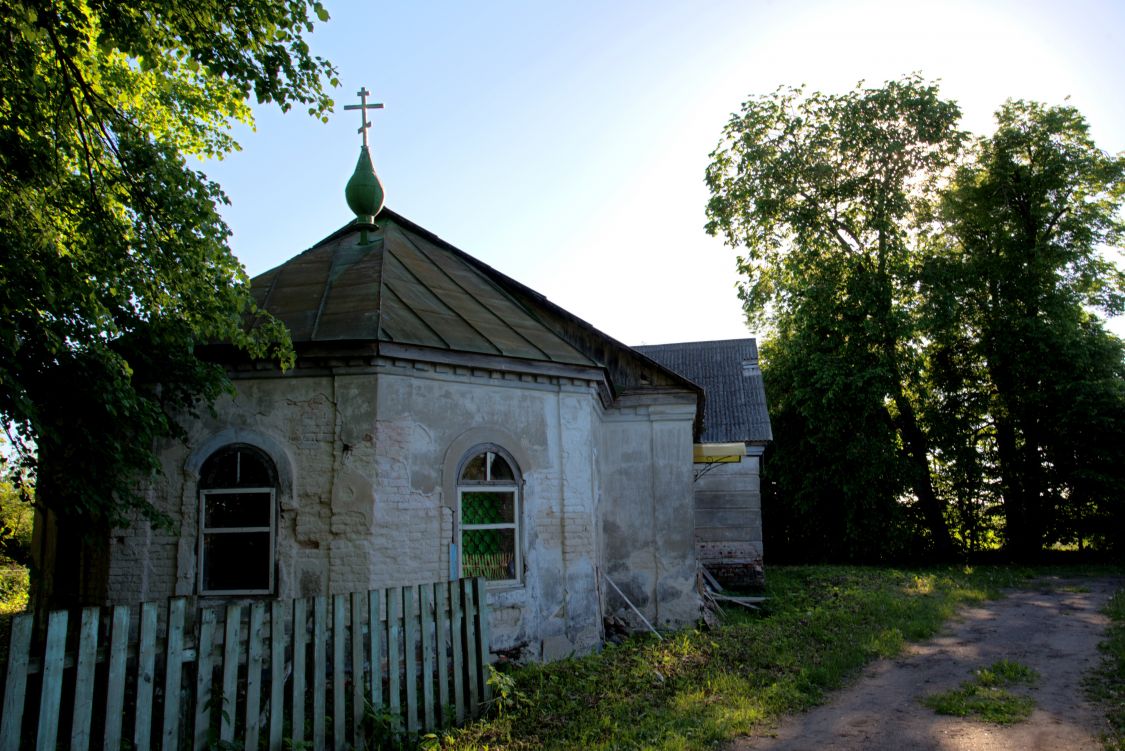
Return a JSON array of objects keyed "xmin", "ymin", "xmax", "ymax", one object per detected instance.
[
  {"xmin": 198, "ymin": 444, "xmax": 277, "ymax": 595},
  {"xmin": 457, "ymin": 448, "xmax": 520, "ymax": 584}
]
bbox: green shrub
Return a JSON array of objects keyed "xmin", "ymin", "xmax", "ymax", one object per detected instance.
[{"xmin": 0, "ymin": 565, "xmax": 29, "ymax": 615}]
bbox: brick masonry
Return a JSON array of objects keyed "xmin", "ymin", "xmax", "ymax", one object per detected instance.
[{"xmin": 106, "ymin": 358, "xmax": 702, "ymax": 660}]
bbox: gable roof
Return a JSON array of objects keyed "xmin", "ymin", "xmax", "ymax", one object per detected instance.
[
  {"xmin": 634, "ymin": 338, "xmax": 772, "ymax": 445},
  {"xmin": 247, "ymin": 210, "xmax": 704, "ymax": 435}
]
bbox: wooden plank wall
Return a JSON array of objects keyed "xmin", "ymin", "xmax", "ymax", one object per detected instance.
[{"xmin": 0, "ymin": 578, "xmax": 491, "ymax": 751}]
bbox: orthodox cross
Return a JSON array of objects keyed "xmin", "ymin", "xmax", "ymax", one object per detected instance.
[{"xmin": 343, "ymin": 87, "xmax": 384, "ymax": 148}]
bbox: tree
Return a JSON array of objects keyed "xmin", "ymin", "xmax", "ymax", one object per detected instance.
[
  {"xmin": 708, "ymin": 78, "xmax": 1125, "ymax": 562},
  {"xmin": 0, "ymin": 456, "xmax": 33, "ymax": 568},
  {"xmin": 923, "ymin": 101, "xmax": 1125, "ymax": 559},
  {"xmin": 705, "ymin": 76, "xmax": 964, "ymax": 558},
  {"xmin": 757, "ymin": 268, "xmax": 920, "ymax": 562},
  {"xmin": 0, "ymin": 0, "xmax": 336, "ymax": 603}
]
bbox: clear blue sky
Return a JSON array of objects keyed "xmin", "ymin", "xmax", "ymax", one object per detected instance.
[{"xmin": 200, "ymin": 0, "xmax": 1125, "ymax": 345}]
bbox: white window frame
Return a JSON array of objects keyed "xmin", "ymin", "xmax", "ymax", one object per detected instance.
[
  {"xmin": 457, "ymin": 449, "xmax": 521, "ymax": 586},
  {"xmin": 198, "ymin": 486, "xmax": 277, "ymax": 596}
]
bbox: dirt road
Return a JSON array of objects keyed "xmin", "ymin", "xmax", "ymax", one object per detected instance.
[{"xmin": 731, "ymin": 577, "xmax": 1121, "ymax": 751}]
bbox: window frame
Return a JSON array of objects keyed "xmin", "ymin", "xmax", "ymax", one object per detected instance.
[
  {"xmin": 197, "ymin": 446, "xmax": 278, "ymax": 597},
  {"xmin": 456, "ymin": 447, "xmax": 522, "ymax": 586}
]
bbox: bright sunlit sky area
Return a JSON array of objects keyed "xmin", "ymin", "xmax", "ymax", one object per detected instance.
[{"xmin": 200, "ymin": 0, "xmax": 1125, "ymax": 345}]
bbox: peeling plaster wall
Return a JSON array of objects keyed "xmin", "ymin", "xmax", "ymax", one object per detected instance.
[
  {"xmin": 105, "ymin": 359, "xmax": 608, "ymax": 659},
  {"xmin": 106, "ymin": 375, "xmax": 336, "ymax": 604},
  {"xmin": 597, "ymin": 397, "xmax": 699, "ymax": 629},
  {"xmin": 375, "ymin": 359, "xmax": 604, "ymax": 658}
]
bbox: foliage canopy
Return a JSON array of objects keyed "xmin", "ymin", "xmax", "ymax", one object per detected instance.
[
  {"xmin": 923, "ymin": 100, "xmax": 1125, "ymax": 557},
  {"xmin": 707, "ymin": 76, "xmax": 1125, "ymax": 561},
  {"xmin": 706, "ymin": 75, "xmax": 964, "ymax": 557},
  {"xmin": 0, "ymin": 0, "xmax": 336, "ymax": 540}
]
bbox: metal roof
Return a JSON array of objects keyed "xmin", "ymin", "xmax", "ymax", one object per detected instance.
[
  {"xmin": 634, "ymin": 338, "xmax": 773, "ymax": 444},
  {"xmin": 251, "ymin": 211, "xmax": 595, "ymax": 367}
]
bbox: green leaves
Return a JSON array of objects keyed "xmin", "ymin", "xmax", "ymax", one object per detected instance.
[
  {"xmin": 708, "ymin": 78, "xmax": 1125, "ymax": 562},
  {"xmin": 0, "ymin": 1, "xmax": 333, "ymax": 544},
  {"xmin": 706, "ymin": 75, "xmax": 965, "ymax": 331},
  {"xmin": 924, "ymin": 101, "xmax": 1125, "ymax": 557},
  {"xmin": 708, "ymin": 77, "xmax": 964, "ymax": 559}
]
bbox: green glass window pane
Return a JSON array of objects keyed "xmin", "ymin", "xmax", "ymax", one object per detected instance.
[
  {"xmin": 461, "ymin": 491, "xmax": 514, "ymax": 524},
  {"xmin": 461, "ymin": 528, "xmax": 515, "ymax": 580}
]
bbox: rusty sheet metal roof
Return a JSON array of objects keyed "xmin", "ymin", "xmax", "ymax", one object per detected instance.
[
  {"xmin": 250, "ymin": 210, "xmax": 594, "ymax": 367},
  {"xmin": 634, "ymin": 339, "xmax": 773, "ymax": 444}
]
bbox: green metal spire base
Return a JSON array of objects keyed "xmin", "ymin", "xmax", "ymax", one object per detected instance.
[{"xmin": 346, "ymin": 145, "xmax": 385, "ymax": 223}]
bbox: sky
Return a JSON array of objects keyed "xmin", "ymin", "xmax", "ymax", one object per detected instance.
[{"xmin": 199, "ymin": 0, "xmax": 1125, "ymax": 346}]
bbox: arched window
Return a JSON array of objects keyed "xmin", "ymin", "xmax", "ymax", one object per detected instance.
[
  {"xmin": 457, "ymin": 446, "xmax": 520, "ymax": 584},
  {"xmin": 198, "ymin": 444, "xmax": 277, "ymax": 595}
]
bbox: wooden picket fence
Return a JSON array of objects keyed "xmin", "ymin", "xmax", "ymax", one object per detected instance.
[{"xmin": 0, "ymin": 578, "xmax": 491, "ymax": 750}]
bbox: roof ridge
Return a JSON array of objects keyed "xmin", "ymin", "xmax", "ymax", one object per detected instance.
[
  {"xmin": 635, "ymin": 337, "xmax": 758, "ymax": 348},
  {"xmin": 310, "ymin": 237, "xmax": 385, "ymax": 340},
  {"xmin": 371, "ymin": 234, "xmax": 387, "ymax": 341}
]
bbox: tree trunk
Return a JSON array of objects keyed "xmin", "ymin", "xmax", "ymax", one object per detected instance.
[
  {"xmin": 1010, "ymin": 411, "xmax": 1046, "ymax": 561},
  {"xmin": 872, "ymin": 269, "xmax": 954, "ymax": 559},
  {"xmin": 994, "ymin": 410, "xmax": 1025, "ymax": 554},
  {"xmin": 888, "ymin": 389, "xmax": 955, "ymax": 558},
  {"xmin": 985, "ymin": 304, "xmax": 1044, "ymax": 562}
]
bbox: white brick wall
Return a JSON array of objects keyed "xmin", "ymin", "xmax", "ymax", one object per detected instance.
[{"xmin": 107, "ymin": 359, "xmax": 652, "ymax": 659}]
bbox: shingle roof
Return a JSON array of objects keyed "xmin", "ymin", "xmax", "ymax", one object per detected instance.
[
  {"xmin": 251, "ymin": 210, "xmax": 594, "ymax": 367},
  {"xmin": 634, "ymin": 339, "xmax": 772, "ymax": 444}
]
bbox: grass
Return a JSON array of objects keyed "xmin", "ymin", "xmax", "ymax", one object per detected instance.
[
  {"xmin": 921, "ymin": 659, "xmax": 1039, "ymax": 724},
  {"xmin": 430, "ymin": 565, "xmax": 1034, "ymax": 751},
  {"xmin": 1089, "ymin": 588, "xmax": 1125, "ymax": 751},
  {"xmin": 0, "ymin": 561, "xmax": 1109, "ymax": 749}
]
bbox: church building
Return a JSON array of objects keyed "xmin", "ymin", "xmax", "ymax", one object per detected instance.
[{"xmin": 100, "ymin": 93, "xmax": 770, "ymax": 659}]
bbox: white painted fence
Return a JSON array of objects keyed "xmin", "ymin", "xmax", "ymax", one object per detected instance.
[{"xmin": 0, "ymin": 578, "xmax": 491, "ymax": 750}]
